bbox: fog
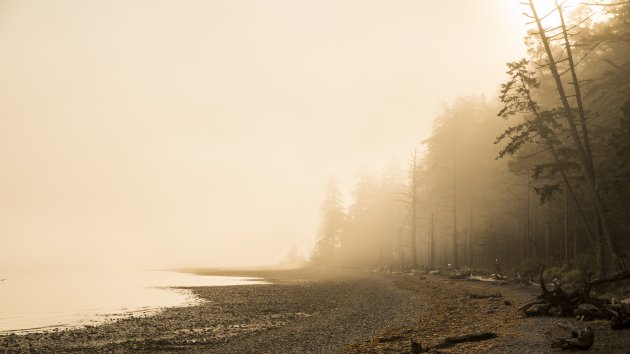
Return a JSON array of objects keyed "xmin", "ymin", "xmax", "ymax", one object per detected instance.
[{"xmin": 0, "ymin": 0, "xmax": 527, "ymax": 270}]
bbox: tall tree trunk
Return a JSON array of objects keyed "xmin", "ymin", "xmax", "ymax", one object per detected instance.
[
  {"xmin": 546, "ymin": 202, "xmax": 552, "ymax": 262},
  {"xmin": 564, "ymin": 188, "xmax": 570, "ymax": 267},
  {"xmin": 410, "ymin": 150, "xmax": 418, "ymax": 269},
  {"xmin": 597, "ymin": 216, "xmax": 606, "ymax": 275},
  {"xmin": 556, "ymin": 0, "xmax": 623, "ymax": 273},
  {"xmin": 452, "ymin": 123, "xmax": 459, "ymax": 268},
  {"xmin": 430, "ymin": 212, "xmax": 435, "ymax": 269},
  {"xmin": 468, "ymin": 206, "xmax": 474, "ymax": 267},
  {"xmin": 399, "ymin": 227, "xmax": 405, "ymax": 272},
  {"xmin": 529, "ymin": 0, "xmax": 626, "ymax": 273},
  {"xmin": 526, "ymin": 174, "xmax": 531, "ymax": 260}
]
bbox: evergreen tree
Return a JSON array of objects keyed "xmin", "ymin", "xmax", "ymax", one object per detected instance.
[{"xmin": 312, "ymin": 178, "xmax": 345, "ymax": 264}]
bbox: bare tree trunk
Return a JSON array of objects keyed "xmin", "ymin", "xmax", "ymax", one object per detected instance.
[
  {"xmin": 546, "ymin": 202, "xmax": 552, "ymax": 262},
  {"xmin": 443, "ymin": 225, "xmax": 448, "ymax": 268},
  {"xmin": 379, "ymin": 239, "xmax": 384, "ymax": 268},
  {"xmin": 399, "ymin": 227, "xmax": 405, "ymax": 272},
  {"xmin": 597, "ymin": 216, "xmax": 606, "ymax": 275},
  {"xmin": 430, "ymin": 212, "xmax": 435, "ymax": 269},
  {"xmin": 410, "ymin": 150, "xmax": 418, "ymax": 269},
  {"xmin": 572, "ymin": 202, "xmax": 577, "ymax": 261},
  {"xmin": 452, "ymin": 123, "xmax": 459, "ymax": 268},
  {"xmin": 532, "ymin": 203, "xmax": 538, "ymax": 259},
  {"xmin": 564, "ymin": 188, "xmax": 570, "ymax": 267},
  {"xmin": 526, "ymin": 174, "xmax": 531, "ymax": 260},
  {"xmin": 468, "ymin": 206, "xmax": 474, "ymax": 267}
]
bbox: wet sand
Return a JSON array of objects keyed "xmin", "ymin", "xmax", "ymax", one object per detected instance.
[{"xmin": 1, "ymin": 268, "xmax": 629, "ymax": 353}]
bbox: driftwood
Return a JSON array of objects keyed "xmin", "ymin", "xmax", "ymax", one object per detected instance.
[
  {"xmin": 467, "ymin": 274, "xmax": 508, "ymax": 284},
  {"xmin": 610, "ymin": 303, "xmax": 630, "ymax": 330},
  {"xmin": 520, "ymin": 266, "xmax": 630, "ymax": 330},
  {"xmin": 448, "ymin": 272, "xmax": 468, "ymax": 280},
  {"xmin": 432, "ymin": 332, "xmax": 497, "ymax": 349},
  {"xmin": 409, "ymin": 332, "xmax": 497, "ymax": 352},
  {"xmin": 468, "ymin": 291, "xmax": 502, "ymax": 299},
  {"xmin": 550, "ymin": 323, "xmax": 594, "ymax": 350},
  {"xmin": 588, "ymin": 270, "xmax": 630, "ymax": 287},
  {"xmin": 519, "ymin": 267, "xmax": 609, "ymax": 317}
]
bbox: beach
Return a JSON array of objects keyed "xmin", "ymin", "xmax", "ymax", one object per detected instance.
[{"xmin": 1, "ymin": 268, "xmax": 629, "ymax": 353}]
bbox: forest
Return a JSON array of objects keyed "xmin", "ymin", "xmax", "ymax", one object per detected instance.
[{"xmin": 311, "ymin": 1, "xmax": 630, "ymax": 280}]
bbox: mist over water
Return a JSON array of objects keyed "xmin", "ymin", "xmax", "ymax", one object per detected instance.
[
  {"xmin": 0, "ymin": 0, "xmax": 527, "ymax": 271},
  {"xmin": 0, "ymin": 269, "xmax": 265, "ymax": 332}
]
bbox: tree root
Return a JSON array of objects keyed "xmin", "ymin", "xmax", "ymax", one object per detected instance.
[{"xmin": 520, "ymin": 266, "xmax": 630, "ymax": 330}]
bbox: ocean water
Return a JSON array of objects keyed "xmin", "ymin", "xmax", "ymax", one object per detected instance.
[{"xmin": 0, "ymin": 269, "xmax": 265, "ymax": 333}]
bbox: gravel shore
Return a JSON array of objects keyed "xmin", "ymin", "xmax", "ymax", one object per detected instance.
[{"xmin": 2, "ymin": 268, "xmax": 629, "ymax": 353}]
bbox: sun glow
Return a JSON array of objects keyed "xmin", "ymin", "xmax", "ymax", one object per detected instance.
[{"xmin": 522, "ymin": 0, "xmax": 612, "ymax": 29}]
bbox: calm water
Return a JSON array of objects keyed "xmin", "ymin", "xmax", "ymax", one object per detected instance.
[{"xmin": 0, "ymin": 269, "xmax": 265, "ymax": 333}]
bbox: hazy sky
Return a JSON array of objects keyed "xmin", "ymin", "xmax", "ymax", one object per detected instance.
[{"xmin": 0, "ymin": 0, "xmax": 531, "ymax": 269}]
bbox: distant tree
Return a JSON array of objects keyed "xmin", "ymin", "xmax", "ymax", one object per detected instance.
[
  {"xmin": 396, "ymin": 150, "xmax": 421, "ymax": 269},
  {"xmin": 332, "ymin": 166, "xmax": 407, "ymax": 268},
  {"xmin": 312, "ymin": 178, "xmax": 345, "ymax": 264},
  {"xmin": 279, "ymin": 246, "xmax": 307, "ymax": 268},
  {"xmin": 420, "ymin": 97, "xmax": 514, "ymax": 269}
]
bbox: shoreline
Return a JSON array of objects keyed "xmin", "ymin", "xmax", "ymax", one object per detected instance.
[
  {"xmin": 0, "ymin": 268, "xmax": 425, "ymax": 352},
  {"xmin": 0, "ymin": 270, "xmax": 263, "ymax": 335},
  {"xmin": 1, "ymin": 268, "xmax": 629, "ymax": 353}
]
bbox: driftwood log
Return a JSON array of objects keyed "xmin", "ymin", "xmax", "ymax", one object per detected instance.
[
  {"xmin": 407, "ymin": 332, "xmax": 497, "ymax": 352},
  {"xmin": 520, "ymin": 266, "xmax": 630, "ymax": 330},
  {"xmin": 550, "ymin": 323, "xmax": 594, "ymax": 350},
  {"xmin": 519, "ymin": 267, "xmax": 606, "ymax": 317},
  {"xmin": 432, "ymin": 332, "xmax": 497, "ymax": 349}
]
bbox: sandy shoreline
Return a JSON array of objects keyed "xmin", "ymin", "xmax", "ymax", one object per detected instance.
[{"xmin": 1, "ymin": 268, "xmax": 629, "ymax": 353}]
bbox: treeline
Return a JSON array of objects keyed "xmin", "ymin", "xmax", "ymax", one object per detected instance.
[{"xmin": 311, "ymin": 2, "xmax": 630, "ymax": 277}]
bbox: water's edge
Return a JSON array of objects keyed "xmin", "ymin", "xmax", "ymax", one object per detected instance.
[{"xmin": 0, "ymin": 271, "xmax": 266, "ymax": 334}]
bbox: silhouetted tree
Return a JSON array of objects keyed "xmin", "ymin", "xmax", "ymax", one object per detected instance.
[{"xmin": 312, "ymin": 178, "xmax": 345, "ymax": 264}]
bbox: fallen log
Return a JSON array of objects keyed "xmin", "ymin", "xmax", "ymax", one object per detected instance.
[
  {"xmin": 588, "ymin": 270, "xmax": 630, "ymax": 287},
  {"xmin": 467, "ymin": 274, "xmax": 508, "ymax": 284},
  {"xmin": 573, "ymin": 303, "xmax": 613, "ymax": 321},
  {"xmin": 432, "ymin": 332, "xmax": 497, "ymax": 349},
  {"xmin": 468, "ymin": 291, "xmax": 502, "ymax": 299},
  {"xmin": 448, "ymin": 272, "xmax": 468, "ymax": 280}
]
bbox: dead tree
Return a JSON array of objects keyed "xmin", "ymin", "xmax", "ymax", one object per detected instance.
[{"xmin": 410, "ymin": 149, "xmax": 419, "ymax": 269}]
